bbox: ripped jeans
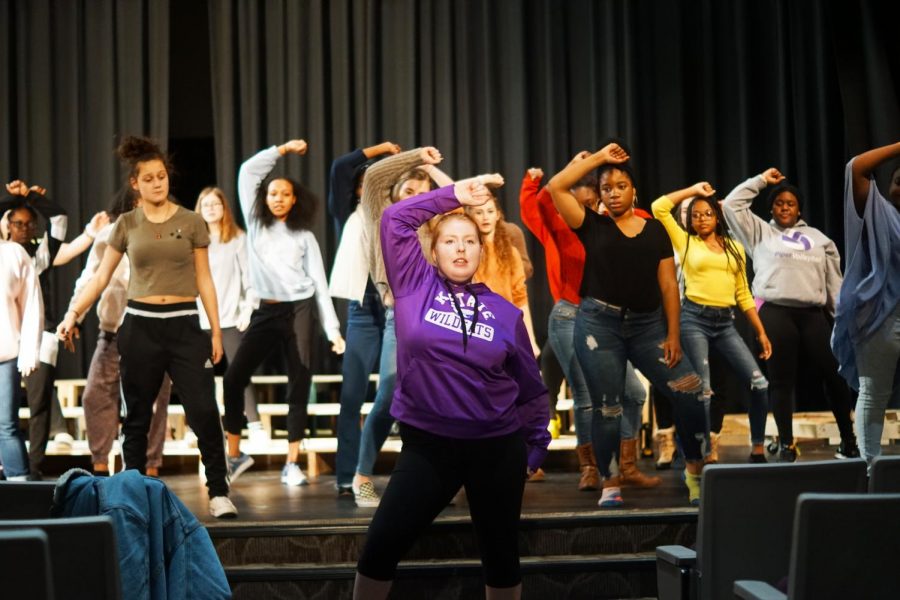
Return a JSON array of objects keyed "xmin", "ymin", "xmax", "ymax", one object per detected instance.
[
  {"xmin": 680, "ymin": 300, "xmax": 769, "ymax": 446},
  {"xmin": 575, "ymin": 298, "xmax": 708, "ymax": 478}
]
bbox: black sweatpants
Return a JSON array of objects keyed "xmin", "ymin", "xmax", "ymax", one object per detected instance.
[
  {"xmin": 223, "ymin": 299, "xmax": 314, "ymax": 442},
  {"xmin": 759, "ymin": 303, "xmax": 855, "ymax": 444},
  {"xmin": 357, "ymin": 423, "xmax": 527, "ymax": 588},
  {"xmin": 117, "ymin": 301, "xmax": 228, "ymax": 498}
]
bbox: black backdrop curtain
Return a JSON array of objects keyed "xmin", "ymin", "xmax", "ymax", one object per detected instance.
[
  {"xmin": 1, "ymin": 0, "xmax": 898, "ymax": 378},
  {"xmin": 207, "ymin": 0, "xmax": 899, "ymax": 349},
  {"xmin": 1, "ymin": 0, "xmax": 169, "ymax": 377}
]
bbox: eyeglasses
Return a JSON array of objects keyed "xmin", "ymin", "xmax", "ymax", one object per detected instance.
[
  {"xmin": 8, "ymin": 220, "xmax": 35, "ymax": 230},
  {"xmin": 691, "ymin": 211, "xmax": 715, "ymax": 220}
]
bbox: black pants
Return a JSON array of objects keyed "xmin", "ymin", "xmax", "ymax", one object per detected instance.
[
  {"xmin": 357, "ymin": 423, "xmax": 527, "ymax": 588},
  {"xmin": 117, "ymin": 301, "xmax": 228, "ymax": 498},
  {"xmin": 24, "ymin": 353, "xmax": 69, "ymax": 473},
  {"xmin": 760, "ymin": 303, "xmax": 855, "ymax": 444},
  {"xmin": 223, "ymin": 299, "xmax": 314, "ymax": 442}
]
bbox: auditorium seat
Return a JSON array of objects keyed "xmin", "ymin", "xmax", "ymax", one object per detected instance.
[
  {"xmin": 0, "ymin": 528, "xmax": 54, "ymax": 599},
  {"xmin": 655, "ymin": 460, "xmax": 867, "ymax": 600},
  {"xmin": 734, "ymin": 492, "xmax": 900, "ymax": 599},
  {"xmin": 0, "ymin": 516, "xmax": 121, "ymax": 600},
  {"xmin": 0, "ymin": 481, "xmax": 56, "ymax": 518},
  {"xmin": 868, "ymin": 455, "xmax": 900, "ymax": 493}
]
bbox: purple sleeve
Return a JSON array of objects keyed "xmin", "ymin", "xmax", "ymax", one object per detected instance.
[
  {"xmin": 380, "ymin": 185, "xmax": 461, "ymax": 298},
  {"xmin": 507, "ymin": 313, "xmax": 551, "ymax": 471}
]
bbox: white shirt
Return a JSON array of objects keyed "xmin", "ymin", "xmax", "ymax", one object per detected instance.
[
  {"xmin": 238, "ymin": 146, "xmax": 341, "ymax": 341},
  {"xmin": 328, "ymin": 208, "xmax": 371, "ymax": 303},
  {"xmin": 197, "ymin": 232, "xmax": 257, "ymax": 329},
  {"xmin": 0, "ymin": 241, "xmax": 43, "ymax": 371}
]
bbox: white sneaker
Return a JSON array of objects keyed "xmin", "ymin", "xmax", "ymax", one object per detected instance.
[
  {"xmin": 54, "ymin": 432, "xmax": 75, "ymax": 449},
  {"xmin": 248, "ymin": 425, "xmax": 270, "ymax": 446},
  {"xmin": 281, "ymin": 462, "xmax": 308, "ymax": 486},
  {"xmin": 209, "ymin": 495, "xmax": 238, "ymax": 518}
]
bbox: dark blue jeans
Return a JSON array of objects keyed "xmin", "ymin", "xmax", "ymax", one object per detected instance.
[
  {"xmin": 575, "ymin": 298, "xmax": 707, "ymax": 478},
  {"xmin": 680, "ymin": 299, "xmax": 769, "ymax": 445},
  {"xmin": 335, "ymin": 293, "xmax": 386, "ymax": 487}
]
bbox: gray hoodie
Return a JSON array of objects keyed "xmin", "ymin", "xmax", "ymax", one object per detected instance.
[{"xmin": 722, "ymin": 175, "xmax": 842, "ymax": 316}]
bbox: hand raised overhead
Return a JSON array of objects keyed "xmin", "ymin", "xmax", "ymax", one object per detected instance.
[{"xmin": 761, "ymin": 167, "xmax": 786, "ymax": 186}]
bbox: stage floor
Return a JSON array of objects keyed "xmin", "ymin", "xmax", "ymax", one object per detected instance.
[{"xmin": 163, "ymin": 439, "xmax": 888, "ymax": 524}]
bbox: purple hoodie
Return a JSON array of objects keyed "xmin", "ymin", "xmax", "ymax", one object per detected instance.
[{"xmin": 381, "ymin": 186, "xmax": 550, "ymax": 472}]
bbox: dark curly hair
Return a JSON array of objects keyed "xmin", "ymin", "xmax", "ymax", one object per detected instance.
[
  {"xmin": 116, "ymin": 135, "xmax": 173, "ymax": 182},
  {"xmin": 253, "ymin": 176, "xmax": 318, "ymax": 231}
]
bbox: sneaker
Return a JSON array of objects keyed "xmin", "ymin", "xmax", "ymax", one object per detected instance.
[
  {"xmin": 54, "ymin": 432, "xmax": 75, "ymax": 450},
  {"xmin": 548, "ymin": 415, "xmax": 561, "ymax": 440},
  {"xmin": 209, "ymin": 495, "xmax": 238, "ymax": 518},
  {"xmin": 835, "ymin": 440, "xmax": 860, "ymax": 459},
  {"xmin": 352, "ymin": 481, "xmax": 381, "ymax": 507},
  {"xmin": 748, "ymin": 453, "xmax": 768, "ymax": 464},
  {"xmin": 227, "ymin": 453, "xmax": 255, "ymax": 483},
  {"xmin": 336, "ymin": 485, "xmax": 354, "ymax": 498},
  {"xmin": 684, "ymin": 471, "xmax": 702, "ymax": 507},
  {"xmin": 281, "ymin": 462, "xmax": 308, "ymax": 486},
  {"xmin": 527, "ymin": 468, "xmax": 546, "ymax": 483},
  {"xmin": 598, "ymin": 486, "xmax": 624, "ymax": 508},
  {"xmin": 779, "ymin": 443, "xmax": 800, "ymax": 463},
  {"xmin": 248, "ymin": 425, "xmax": 270, "ymax": 446}
]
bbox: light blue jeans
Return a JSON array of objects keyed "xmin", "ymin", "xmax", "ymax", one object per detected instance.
[
  {"xmin": 855, "ymin": 301, "xmax": 900, "ymax": 466},
  {"xmin": 575, "ymin": 298, "xmax": 707, "ymax": 479},
  {"xmin": 356, "ymin": 309, "xmax": 397, "ymax": 477},
  {"xmin": 680, "ymin": 299, "xmax": 769, "ymax": 445},
  {"xmin": 0, "ymin": 358, "xmax": 29, "ymax": 477},
  {"xmin": 548, "ymin": 300, "xmax": 646, "ymax": 445}
]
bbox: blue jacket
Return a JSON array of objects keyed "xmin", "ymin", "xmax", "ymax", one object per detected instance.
[{"xmin": 52, "ymin": 469, "xmax": 231, "ymax": 600}]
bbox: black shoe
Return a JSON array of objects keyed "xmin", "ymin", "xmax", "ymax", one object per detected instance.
[
  {"xmin": 835, "ymin": 440, "xmax": 860, "ymax": 459},
  {"xmin": 778, "ymin": 444, "xmax": 799, "ymax": 463},
  {"xmin": 337, "ymin": 485, "xmax": 354, "ymax": 498},
  {"xmin": 748, "ymin": 453, "xmax": 768, "ymax": 464}
]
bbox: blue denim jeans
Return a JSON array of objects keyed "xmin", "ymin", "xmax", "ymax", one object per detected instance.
[
  {"xmin": 680, "ymin": 299, "xmax": 769, "ymax": 445},
  {"xmin": 549, "ymin": 300, "xmax": 646, "ymax": 445},
  {"xmin": 575, "ymin": 298, "xmax": 707, "ymax": 478},
  {"xmin": 855, "ymin": 301, "xmax": 900, "ymax": 467},
  {"xmin": 0, "ymin": 358, "xmax": 29, "ymax": 478},
  {"xmin": 335, "ymin": 293, "xmax": 386, "ymax": 487},
  {"xmin": 356, "ymin": 308, "xmax": 397, "ymax": 477}
]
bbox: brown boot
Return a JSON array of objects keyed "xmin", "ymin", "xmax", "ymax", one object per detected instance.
[
  {"xmin": 618, "ymin": 438, "xmax": 661, "ymax": 488},
  {"xmin": 575, "ymin": 443, "xmax": 600, "ymax": 491}
]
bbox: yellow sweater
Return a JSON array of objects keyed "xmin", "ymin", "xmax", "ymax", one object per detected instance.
[{"xmin": 651, "ymin": 196, "xmax": 755, "ymax": 312}]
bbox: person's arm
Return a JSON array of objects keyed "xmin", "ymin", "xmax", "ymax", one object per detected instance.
[
  {"xmin": 507, "ymin": 314, "xmax": 551, "ymax": 475},
  {"xmin": 823, "ymin": 238, "xmax": 842, "ymax": 318},
  {"xmin": 420, "ymin": 163, "xmax": 454, "ymax": 188},
  {"xmin": 519, "ymin": 169, "xmax": 549, "ymax": 241},
  {"xmin": 657, "ymin": 257, "xmax": 683, "ymax": 368},
  {"xmin": 16, "ymin": 247, "xmax": 44, "ymax": 376},
  {"xmin": 302, "ymin": 232, "xmax": 346, "ymax": 354},
  {"xmin": 548, "ymin": 145, "xmax": 629, "ymax": 229},
  {"xmin": 53, "ymin": 211, "xmax": 110, "ymax": 266},
  {"xmin": 722, "ymin": 168, "xmax": 784, "ymax": 251},
  {"xmin": 235, "ymin": 234, "xmax": 257, "ymax": 332},
  {"xmin": 237, "ymin": 140, "xmax": 308, "ymax": 223},
  {"xmin": 328, "ymin": 142, "xmax": 401, "ymax": 234},
  {"xmin": 57, "ymin": 246, "xmax": 124, "ymax": 345},
  {"xmin": 381, "ymin": 175, "xmax": 498, "ymax": 297},
  {"xmin": 742, "ymin": 306, "xmax": 772, "ymax": 360},
  {"xmin": 194, "ymin": 246, "xmax": 223, "ymax": 364},
  {"xmin": 67, "ymin": 230, "xmax": 107, "ymax": 326},
  {"xmin": 850, "ymin": 141, "xmax": 900, "ymax": 215}
]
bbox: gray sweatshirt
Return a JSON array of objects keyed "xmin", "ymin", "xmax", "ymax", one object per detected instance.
[{"xmin": 722, "ymin": 174, "xmax": 842, "ymax": 316}]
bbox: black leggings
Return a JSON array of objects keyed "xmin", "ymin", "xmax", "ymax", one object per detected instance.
[
  {"xmin": 223, "ymin": 299, "xmax": 314, "ymax": 441},
  {"xmin": 357, "ymin": 423, "xmax": 527, "ymax": 588},
  {"xmin": 760, "ymin": 303, "xmax": 855, "ymax": 444}
]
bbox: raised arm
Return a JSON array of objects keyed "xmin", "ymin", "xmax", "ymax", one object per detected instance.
[
  {"xmin": 548, "ymin": 145, "xmax": 628, "ymax": 229},
  {"xmin": 237, "ymin": 139, "xmax": 308, "ymax": 222},
  {"xmin": 722, "ymin": 168, "xmax": 784, "ymax": 251},
  {"xmin": 53, "ymin": 211, "xmax": 110, "ymax": 266},
  {"xmin": 850, "ymin": 141, "xmax": 900, "ymax": 215},
  {"xmin": 328, "ymin": 141, "xmax": 401, "ymax": 234},
  {"xmin": 519, "ymin": 168, "xmax": 548, "ymax": 240}
]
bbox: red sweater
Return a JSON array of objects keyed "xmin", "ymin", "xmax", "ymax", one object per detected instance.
[{"xmin": 519, "ymin": 173, "xmax": 650, "ymax": 305}]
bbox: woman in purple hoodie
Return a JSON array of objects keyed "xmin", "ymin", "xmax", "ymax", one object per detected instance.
[{"xmin": 354, "ymin": 174, "xmax": 550, "ymax": 600}]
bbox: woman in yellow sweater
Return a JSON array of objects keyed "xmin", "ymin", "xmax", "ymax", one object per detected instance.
[{"xmin": 652, "ymin": 182, "xmax": 772, "ymax": 462}]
